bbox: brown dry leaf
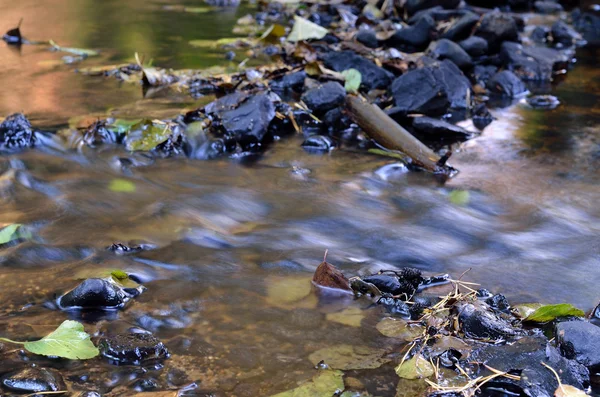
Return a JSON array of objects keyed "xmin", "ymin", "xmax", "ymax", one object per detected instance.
[
  {"xmin": 293, "ymin": 41, "xmax": 317, "ymax": 63},
  {"xmin": 555, "ymin": 384, "xmax": 587, "ymax": 397},
  {"xmin": 312, "ymin": 259, "xmax": 351, "ymax": 291}
]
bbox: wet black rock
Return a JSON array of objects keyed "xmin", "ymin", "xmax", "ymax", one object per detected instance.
[
  {"xmin": 471, "ymin": 65, "xmax": 498, "ymax": 86},
  {"xmin": 133, "ymin": 378, "xmax": 160, "ymax": 392},
  {"xmin": 487, "ymin": 70, "xmax": 528, "ymax": 97},
  {"xmin": 323, "ymin": 107, "xmax": 352, "ymax": 132},
  {"xmin": 204, "ymin": 92, "xmax": 248, "ymax": 116},
  {"xmin": 83, "ymin": 120, "xmax": 122, "ymax": 147},
  {"xmin": 472, "ymin": 103, "xmax": 494, "ymax": 130},
  {"xmin": 534, "ymin": 0, "xmax": 563, "ymax": 14},
  {"xmin": 218, "ymin": 94, "xmax": 276, "ymax": 147},
  {"xmin": 58, "ymin": 278, "xmax": 130, "ymax": 310},
  {"xmin": 441, "ymin": 12, "xmax": 481, "ymax": 42},
  {"xmin": 377, "ymin": 296, "xmax": 411, "ymax": 317},
  {"xmin": 556, "ymin": 321, "xmax": 600, "ymax": 368},
  {"xmin": 474, "ymin": 12, "xmax": 520, "ymax": 52},
  {"xmin": 485, "ymin": 294, "xmax": 510, "ymax": 312},
  {"xmin": 362, "ymin": 274, "xmax": 403, "ymax": 295},
  {"xmin": 551, "ymin": 20, "xmax": 582, "ymax": 47},
  {"xmin": 107, "ymin": 242, "xmax": 147, "ymax": 255},
  {"xmin": 426, "ymin": 39, "xmax": 473, "ymax": 69},
  {"xmin": 404, "ymin": 0, "xmax": 461, "ymax": 15},
  {"xmin": 500, "ymin": 41, "xmax": 570, "ymax": 81},
  {"xmin": 457, "ymin": 302, "xmax": 519, "ymax": 340},
  {"xmin": 531, "ymin": 25, "xmax": 550, "ymax": 43},
  {"xmin": 411, "ymin": 116, "xmax": 471, "ymax": 141},
  {"xmin": 459, "ymin": 36, "xmax": 489, "ymax": 57},
  {"xmin": 300, "ymin": 82, "xmax": 346, "ymax": 115},
  {"xmin": 526, "ymin": 94, "xmax": 560, "ymax": 109},
  {"xmin": 573, "ymin": 11, "xmax": 600, "ymax": 46},
  {"xmin": 301, "ymin": 135, "xmax": 335, "ymax": 152},
  {"xmin": 391, "ymin": 59, "xmax": 472, "ymax": 116},
  {"xmin": 2, "ymin": 367, "xmax": 66, "ymax": 393},
  {"xmin": 468, "ymin": 336, "xmax": 589, "ymax": 397},
  {"xmin": 323, "ymin": 51, "xmax": 393, "ymax": 91},
  {"xmin": 386, "ymin": 15, "xmax": 436, "ymax": 52},
  {"xmin": 0, "ymin": 113, "xmax": 35, "ymax": 151},
  {"xmin": 355, "ymin": 29, "xmax": 378, "ymax": 49},
  {"xmin": 269, "ymin": 71, "xmax": 306, "ymax": 93},
  {"xmin": 100, "ymin": 332, "xmax": 169, "ymax": 365}
]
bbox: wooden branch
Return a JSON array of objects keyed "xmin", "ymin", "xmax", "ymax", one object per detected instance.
[{"xmin": 346, "ymin": 95, "xmax": 447, "ymax": 173}]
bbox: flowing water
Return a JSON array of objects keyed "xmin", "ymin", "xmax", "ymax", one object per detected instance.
[{"xmin": 0, "ymin": 1, "xmax": 599, "ymax": 396}]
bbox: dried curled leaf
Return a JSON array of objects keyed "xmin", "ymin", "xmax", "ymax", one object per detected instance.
[
  {"xmin": 555, "ymin": 384, "xmax": 587, "ymax": 397},
  {"xmin": 312, "ymin": 260, "xmax": 351, "ymax": 291}
]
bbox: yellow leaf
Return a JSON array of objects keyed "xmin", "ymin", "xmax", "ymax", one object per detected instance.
[{"xmin": 555, "ymin": 384, "xmax": 587, "ymax": 397}]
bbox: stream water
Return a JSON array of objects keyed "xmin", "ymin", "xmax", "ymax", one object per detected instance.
[{"xmin": 0, "ymin": 0, "xmax": 599, "ymax": 396}]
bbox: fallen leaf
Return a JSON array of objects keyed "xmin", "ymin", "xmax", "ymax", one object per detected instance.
[
  {"xmin": 309, "ymin": 344, "xmax": 390, "ymax": 370},
  {"xmin": 260, "ymin": 24, "xmax": 286, "ymax": 43},
  {"xmin": 125, "ymin": 120, "xmax": 172, "ymax": 152},
  {"xmin": 312, "ymin": 260, "xmax": 351, "ymax": 291},
  {"xmin": 395, "ymin": 355, "xmax": 434, "ymax": 380},
  {"xmin": 524, "ymin": 304, "xmax": 585, "ymax": 323},
  {"xmin": 376, "ymin": 318, "xmax": 424, "ymax": 341},
  {"xmin": 448, "ymin": 190, "xmax": 470, "ymax": 206},
  {"xmin": 109, "ymin": 178, "xmax": 136, "ymax": 193},
  {"xmin": 513, "ymin": 303, "xmax": 543, "ymax": 319},
  {"xmin": 287, "ymin": 16, "xmax": 329, "ymax": 42},
  {"xmin": 270, "ymin": 369, "xmax": 344, "ymax": 397},
  {"xmin": 0, "ymin": 224, "xmax": 25, "ymax": 245},
  {"xmin": 326, "ymin": 307, "xmax": 364, "ymax": 327},
  {"xmin": 22, "ymin": 320, "xmax": 99, "ymax": 359},
  {"xmin": 342, "ymin": 68, "xmax": 362, "ymax": 93},
  {"xmin": 266, "ymin": 275, "xmax": 315, "ymax": 309},
  {"xmin": 555, "ymin": 384, "xmax": 587, "ymax": 397}
]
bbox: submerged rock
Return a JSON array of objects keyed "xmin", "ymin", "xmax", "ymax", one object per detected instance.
[
  {"xmin": 83, "ymin": 120, "xmax": 122, "ymax": 147},
  {"xmin": 301, "ymin": 82, "xmax": 346, "ymax": 115},
  {"xmin": 556, "ymin": 321, "xmax": 600, "ymax": 369},
  {"xmin": 459, "ymin": 36, "xmax": 488, "ymax": 57},
  {"xmin": 390, "ymin": 59, "xmax": 472, "ymax": 116},
  {"xmin": 526, "ymin": 95, "xmax": 560, "ymax": 109},
  {"xmin": 323, "ymin": 51, "xmax": 393, "ymax": 91},
  {"xmin": 487, "ymin": 70, "xmax": 528, "ymax": 97},
  {"xmin": 301, "ymin": 135, "xmax": 335, "ymax": 152},
  {"xmin": 58, "ymin": 278, "xmax": 135, "ymax": 310},
  {"xmin": 0, "ymin": 113, "xmax": 35, "ymax": 151},
  {"xmin": 386, "ymin": 15, "xmax": 436, "ymax": 52},
  {"xmin": 573, "ymin": 11, "xmax": 600, "ymax": 46},
  {"xmin": 2, "ymin": 367, "xmax": 66, "ymax": 393},
  {"xmin": 500, "ymin": 41, "xmax": 571, "ymax": 81},
  {"xmin": 100, "ymin": 332, "xmax": 169, "ymax": 365},
  {"xmin": 474, "ymin": 12, "xmax": 519, "ymax": 52},
  {"xmin": 472, "ymin": 103, "xmax": 494, "ymax": 130}
]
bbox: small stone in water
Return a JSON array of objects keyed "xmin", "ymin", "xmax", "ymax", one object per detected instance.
[
  {"xmin": 301, "ymin": 135, "xmax": 334, "ymax": 152},
  {"xmin": 100, "ymin": 332, "xmax": 169, "ymax": 365},
  {"xmin": 1, "ymin": 367, "xmax": 66, "ymax": 393},
  {"xmin": 525, "ymin": 95, "xmax": 560, "ymax": 110},
  {"xmin": 58, "ymin": 278, "xmax": 129, "ymax": 310}
]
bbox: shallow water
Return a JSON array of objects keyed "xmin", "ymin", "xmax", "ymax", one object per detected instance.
[{"xmin": 0, "ymin": 1, "xmax": 599, "ymax": 396}]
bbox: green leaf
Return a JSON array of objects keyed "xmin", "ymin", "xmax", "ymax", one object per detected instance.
[
  {"xmin": 448, "ymin": 190, "xmax": 470, "ymax": 206},
  {"xmin": 513, "ymin": 303, "xmax": 543, "ymax": 319},
  {"xmin": 376, "ymin": 318, "xmax": 424, "ymax": 341},
  {"xmin": 49, "ymin": 40, "xmax": 99, "ymax": 57},
  {"xmin": 395, "ymin": 355, "xmax": 434, "ymax": 380},
  {"xmin": 108, "ymin": 119, "xmax": 143, "ymax": 134},
  {"xmin": 524, "ymin": 304, "xmax": 585, "ymax": 323},
  {"xmin": 270, "ymin": 369, "xmax": 344, "ymax": 397},
  {"xmin": 308, "ymin": 344, "xmax": 390, "ymax": 370},
  {"xmin": 23, "ymin": 320, "xmax": 99, "ymax": 360},
  {"xmin": 108, "ymin": 179, "xmax": 136, "ymax": 193},
  {"xmin": 368, "ymin": 148, "xmax": 409, "ymax": 161},
  {"xmin": 0, "ymin": 224, "xmax": 22, "ymax": 245},
  {"xmin": 110, "ymin": 270, "xmax": 129, "ymax": 280},
  {"xmin": 287, "ymin": 16, "xmax": 329, "ymax": 42},
  {"xmin": 342, "ymin": 69, "xmax": 362, "ymax": 93},
  {"xmin": 184, "ymin": 6, "xmax": 213, "ymax": 13},
  {"xmin": 125, "ymin": 120, "xmax": 171, "ymax": 152}
]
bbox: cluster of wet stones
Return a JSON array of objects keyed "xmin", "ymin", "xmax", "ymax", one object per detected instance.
[
  {"xmin": 350, "ymin": 268, "xmax": 600, "ymax": 396},
  {"xmin": 0, "ymin": 246, "xmax": 169, "ymax": 396},
  {"xmin": 2, "ymin": 0, "xmax": 598, "ymax": 164}
]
